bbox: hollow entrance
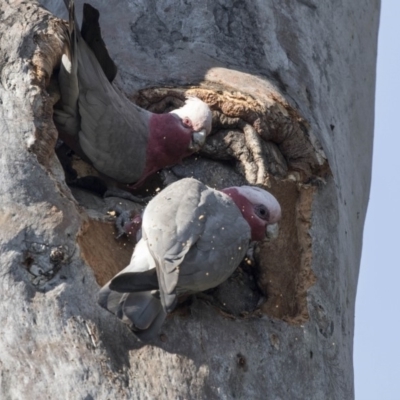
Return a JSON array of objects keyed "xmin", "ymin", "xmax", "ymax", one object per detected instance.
[
  {"xmin": 60, "ymin": 77, "xmax": 328, "ymax": 325},
  {"xmin": 26, "ymin": 1, "xmax": 328, "ymax": 326}
]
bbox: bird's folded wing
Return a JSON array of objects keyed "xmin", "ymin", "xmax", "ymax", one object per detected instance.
[
  {"xmin": 142, "ymin": 179, "xmax": 209, "ymax": 312},
  {"xmin": 56, "ymin": 1, "xmax": 149, "ymax": 183},
  {"xmin": 176, "ymin": 193, "xmax": 251, "ymax": 293},
  {"xmin": 76, "ymin": 37, "xmax": 149, "ymax": 183}
]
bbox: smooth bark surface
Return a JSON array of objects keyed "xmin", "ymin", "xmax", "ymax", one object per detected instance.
[{"xmin": 0, "ymin": 1, "xmax": 379, "ymax": 399}]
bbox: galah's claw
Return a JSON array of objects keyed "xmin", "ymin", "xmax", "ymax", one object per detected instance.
[{"xmin": 109, "ymin": 206, "xmax": 143, "ymax": 240}]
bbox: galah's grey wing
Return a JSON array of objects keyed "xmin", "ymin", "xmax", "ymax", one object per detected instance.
[
  {"xmin": 56, "ymin": 1, "xmax": 150, "ymax": 183},
  {"xmin": 142, "ymin": 179, "xmax": 209, "ymax": 312},
  {"xmin": 176, "ymin": 192, "xmax": 251, "ymax": 294},
  {"xmin": 76, "ymin": 37, "xmax": 149, "ymax": 183}
]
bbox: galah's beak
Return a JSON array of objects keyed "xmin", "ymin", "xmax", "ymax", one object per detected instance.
[
  {"xmin": 265, "ymin": 223, "xmax": 279, "ymax": 240},
  {"xmin": 189, "ymin": 129, "xmax": 207, "ymax": 151}
]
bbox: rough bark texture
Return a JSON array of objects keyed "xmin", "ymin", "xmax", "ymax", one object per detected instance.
[{"xmin": 0, "ymin": 1, "xmax": 379, "ymax": 399}]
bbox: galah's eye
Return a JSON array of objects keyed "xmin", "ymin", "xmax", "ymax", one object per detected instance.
[
  {"xmin": 255, "ymin": 204, "xmax": 269, "ymax": 221},
  {"xmin": 182, "ymin": 117, "xmax": 192, "ymax": 128}
]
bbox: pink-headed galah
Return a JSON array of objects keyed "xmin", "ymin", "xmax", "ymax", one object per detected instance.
[
  {"xmin": 98, "ymin": 178, "xmax": 281, "ymax": 341},
  {"xmin": 54, "ymin": 1, "xmax": 212, "ymax": 189}
]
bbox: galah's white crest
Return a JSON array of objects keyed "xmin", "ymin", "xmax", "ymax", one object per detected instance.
[
  {"xmin": 98, "ymin": 178, "xmax": 281, "ymax": 341},
  {"xmin": 54, "ymin": 1, "xmax": 212, "ymax": 188}
]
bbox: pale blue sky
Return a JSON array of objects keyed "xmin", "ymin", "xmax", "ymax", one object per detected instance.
[{"xmin": 354, "ymin": 1, "xmax": 400, "ymax": 399}]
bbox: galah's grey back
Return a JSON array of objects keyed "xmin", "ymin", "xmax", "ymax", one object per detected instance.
[{"xmin": 98, "ymin": 178, "xmax": 282, "ymax": 341}]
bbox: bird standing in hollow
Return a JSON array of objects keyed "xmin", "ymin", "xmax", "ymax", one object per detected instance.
[
  {"xmin": 54, "ymin": 0, "xmax": 212, "ymax": 189},
  {"xmin": 98, "ymin": 178, "xmax": 281, "ymax": 341}
]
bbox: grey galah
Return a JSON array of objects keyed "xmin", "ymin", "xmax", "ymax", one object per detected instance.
[
  {"xmin": 54, "ymin": 1, "xmax": 212, "ymax": 188},
  {"xmin": 98, "ymin": 178, "xmax": 281, "ymax": 341}
]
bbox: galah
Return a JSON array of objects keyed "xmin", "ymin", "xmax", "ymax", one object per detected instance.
[
  {"xmin": 98, "ymin": 178, "xmax": 281, "ymax": 341},
  {"xmin": 54, "ymin": 1, "xmax": 212, "ymax": 189}
]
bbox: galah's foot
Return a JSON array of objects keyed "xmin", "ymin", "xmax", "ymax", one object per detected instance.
[
  {"xmin": 160, "ymin": 169, "xmax": 179, "ymax": 186},
  {"xmin": 110, "ymin": 205, "xmax": 142, "ymax": 240},
  {"xmin": 113, "ymin": 207, "xmax": 132, "ymax": 239},
  {"xmin": 104, "ymin": 188, "xmax": 151, "ymax": 204}
]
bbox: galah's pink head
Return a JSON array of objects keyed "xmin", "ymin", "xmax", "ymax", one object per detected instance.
[
  {"xmin": 222, "ymin": 186, "xmax": 281, "ymax": 241},
  {"xmin": 132, "ymin": 97, "xmax": 212, "ymax": 188},
  {"xmin": 170, "ymin": 97, "xmax": 212, "ymax": 149}
]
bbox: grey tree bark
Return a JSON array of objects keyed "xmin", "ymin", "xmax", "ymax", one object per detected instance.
[{"xmin": 0, "ymin": 1, "xmax": 379, "ymax": 399}]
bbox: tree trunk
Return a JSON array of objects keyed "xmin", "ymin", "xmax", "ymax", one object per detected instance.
[{"xmin": 0, "ymin": 0, "xmax": 379, "ymax": 399}]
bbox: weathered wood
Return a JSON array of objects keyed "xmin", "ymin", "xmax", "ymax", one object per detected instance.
[{"xmin": 0, "ymin": 0, "xmax": 379, "ymax": 398}]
